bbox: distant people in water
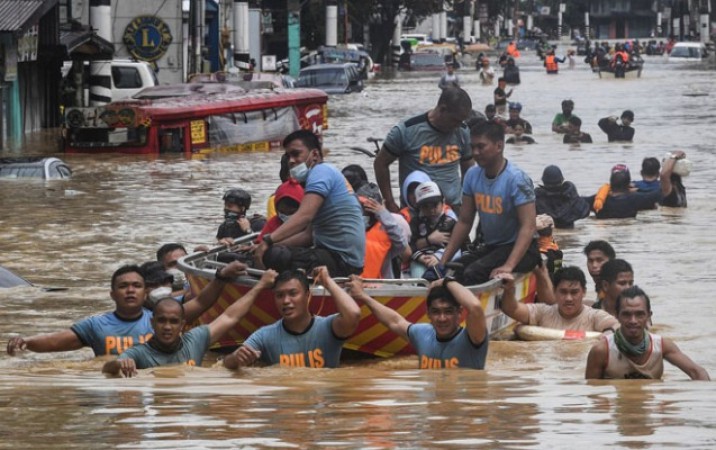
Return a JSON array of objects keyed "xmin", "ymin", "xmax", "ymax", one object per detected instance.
[
  {"xmin": 544, "ymin": 48, "xmax": 565, "ymax": 74},
  {"xmin": 505, "ymin": 124, "xmax": 535, "ymax": 144},
  {"xmin": 563, "ymin": 116, "xmax": 593, "ymax": 144},
  {"xmin": 478, "ymin": 58, "xmax": 495, "ymax": 85},
  {"xmin": 438, "ymin": 63, "xmax": 460, "ymax": 90},
  {"xmin": 598, "ymin": 110, "xmax": 635, "ymax": 142},
  {"xmin": 503, "ymin": 57, "xmax": 520, "ymax": 84},
  {"xmin": 535, "ymin": 165, "xmax": 590, "ymax": 228},
  {"xmin": 586, "ymin": 164, "xmax": 670, "ymax": 219},
  {"xmin": 505, "ymin": 102, "xmax": 533, "ymax": 135},
  {"xmin": 552, "ymin": 100, "xmax": 578, "ymax": 134},
  {"xmin": 635, "ymin": 151, "xmax": 690, "ymax": 208},
  {"xmin": 493, "ymin": 77, "xmax": 513, "ymax": 113}
]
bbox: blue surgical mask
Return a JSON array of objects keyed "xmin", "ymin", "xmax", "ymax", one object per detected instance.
[
  {"xmin": 290, "ymin": 163, "xmax": 310, "ymax": 183},
  {"xmin": 278, "ymin": 212, "xmax": 292, "ymax": 223}
]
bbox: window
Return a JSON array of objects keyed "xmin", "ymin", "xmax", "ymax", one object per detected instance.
[{"xmin": 112, "ymin": 67, "xmax": 143, "ymax": 89}]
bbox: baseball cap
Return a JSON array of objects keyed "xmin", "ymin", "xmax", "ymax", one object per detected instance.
[
  {"xmin": 415, "ymin": 181, "xmax": 443, "ymax": 206},
  {"xmin": 611, "ymin": 164, "xmax": 630, "ymax": 174},
  {"xmin": 509, "ymin": 102, "xmax": 522, "ymax": 111}
]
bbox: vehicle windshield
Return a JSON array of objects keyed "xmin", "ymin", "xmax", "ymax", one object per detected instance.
[
  {"xmin": 671, "ymin": 46, "xmax": 701, "ymax": 58},
  {"xmin": 297, "ymin": 68, "xmax": 347, "ymax": 87},
  {"xmin": 411, "ymin": 54, "xmax": 445, "ymax": 67}
]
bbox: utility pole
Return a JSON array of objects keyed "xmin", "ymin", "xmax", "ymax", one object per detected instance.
[{"xmin": 287, "ymin": 0, "xmax": 301, "ymax": 78}]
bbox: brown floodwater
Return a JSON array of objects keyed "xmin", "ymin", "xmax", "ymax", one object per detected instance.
[{"xmin": 1, "ymin": 53, "xmax": 716, "ymax": 448}]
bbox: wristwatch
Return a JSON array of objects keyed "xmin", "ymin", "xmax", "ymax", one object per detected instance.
[
  {"xmin": 443, "ymin": 275, "xmax": 457, "ymax": 288},
  {"xmin": 215, "ymin": 268, "xmax": 233, "ymax": 282},
  {"xmin": 263, "ymin": 234, "xmax": 274, "ymax": 246}
]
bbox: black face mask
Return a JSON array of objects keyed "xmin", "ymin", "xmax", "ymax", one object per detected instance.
[{"xmin": 224, "ymin": 210, "xmax": 244, "ymax": 225}]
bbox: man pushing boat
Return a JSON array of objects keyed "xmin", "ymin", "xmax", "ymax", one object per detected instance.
[{"xmin": 346, "ymin": 275, "xmax": 488, "ymax": 369}]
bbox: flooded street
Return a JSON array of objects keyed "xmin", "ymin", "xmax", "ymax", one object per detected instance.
[{"xmin": 2, "ymin": 53, "xmax": 716, "ymax": 448}]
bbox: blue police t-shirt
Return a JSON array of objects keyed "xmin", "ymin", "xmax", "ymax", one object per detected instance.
[
  {"xmin": 118, "ymin": 325, "xmax": 211, "ymax": 369},
  {"xmin": 71, "ymin": 309, "xmax": 154, "ymax": 356},
  {"xmin": 407, "ymin": 323, "xmax": 489, "ymax": 369},
  {"xmin": 243, "ymin": 314, "xmax": 344, "ymax": 368}
]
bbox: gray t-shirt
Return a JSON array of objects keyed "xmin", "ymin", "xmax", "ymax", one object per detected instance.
[
  {"xmin": 118, "ymin": 325, "xmax": 211, "ymax": 369},
  {"xmin": 383, "ymin": 113, "xmax": 471, "ymax": 207},
  {"xmin": 243, "ymin": 315, "xmax": 344, "ymax": 368}
]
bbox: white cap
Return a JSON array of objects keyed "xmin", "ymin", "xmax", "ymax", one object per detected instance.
[{"xmin": 415, "ymin": 181, "xmax": 443, "ymax": 206}]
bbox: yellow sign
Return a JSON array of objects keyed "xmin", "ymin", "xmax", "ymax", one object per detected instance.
[{"xmin": 190, "ymin": 120, "xmax": 206, "ymax": 144}]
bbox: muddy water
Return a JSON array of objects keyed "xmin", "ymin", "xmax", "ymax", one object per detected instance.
[{"xmin": 1, "ymin": 54, "xmax": 716, "ymax": 448}]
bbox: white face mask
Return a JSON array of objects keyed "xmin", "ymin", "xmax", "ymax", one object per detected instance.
[
  {"xmin": 290, "ymin": 163, "xmax": 310, "ymax": 183},
  {"xmin": 166, "ymin": 268, "xmax": 186, "ymax": 291},
  {"xmin": 148, "ymin": 286, "xmax": 173, "ymax": 305},
  {"xmin": 278, "ymin": 212, "xmax": 292, "ymax": 223}
]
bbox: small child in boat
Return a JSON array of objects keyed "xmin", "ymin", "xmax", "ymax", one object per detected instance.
[
  {"xmin": 217, "ymin": 188, "xmax": 266, "ymax": 244},
  {"xmin": 407, "ymin": 181, "xmax": 459, "ymax": 280}
]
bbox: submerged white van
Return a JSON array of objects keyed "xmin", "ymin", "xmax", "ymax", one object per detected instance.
[{"xmin": 668, "ymin": 42, "xmax": 709, "ymax": 62}]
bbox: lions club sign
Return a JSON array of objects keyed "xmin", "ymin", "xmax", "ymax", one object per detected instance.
[{"xmin": 123, "ymin": 16, "xmax": 173, "ymax": 62}]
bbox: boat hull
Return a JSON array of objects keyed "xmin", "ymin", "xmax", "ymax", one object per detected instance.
[
  {"xmin": 180, "ymin": 248, "xmax": 537, "ymax": 357},
  {"xmin": 597, "ymin": 65, "xmax": 642, "ymax": 79}
]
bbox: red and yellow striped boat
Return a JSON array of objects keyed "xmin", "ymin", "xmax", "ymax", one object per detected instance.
[{"xmin": 179, "ymin": 244, "xmax": 536, "ymax": 358}]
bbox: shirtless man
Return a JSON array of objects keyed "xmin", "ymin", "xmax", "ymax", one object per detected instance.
[{"xmin": 586, "ymin": 286, "xmax": 709, "ymax": 380}]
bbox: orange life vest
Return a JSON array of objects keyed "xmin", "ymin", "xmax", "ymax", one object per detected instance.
[
  {"xmin": 399, "ymin": 206, "xmax": 412, "ymax": 224},
  {"xmin": 545, "ymin": 55, "xmax": 558, "ymax": 73},
  {"xmin": 537, "ymin": 236, "xmax": 560, "ymax": 253},
  {"xmin": 361, "ymin": 222, "xmax": 393, "ymax": 279}
]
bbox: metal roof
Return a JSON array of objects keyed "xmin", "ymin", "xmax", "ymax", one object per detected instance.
[{"xmin": 0, "ymin": 0, "xmax": 58, "ymax": 33}]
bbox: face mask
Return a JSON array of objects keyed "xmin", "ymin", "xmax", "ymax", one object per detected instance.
[
  {"xmin": 148, "ymin": 286, "xmax": 173, "ymax": 305},
  {"xmin": 278, "ymin": 212, "xmax": 292, "ymax": 223},
  {"xmin": 363, "ymin": 215, "xmax": 374, "ymax": 229},
  {"xmin": 166, "ymin": 268, "xmax": 186, "ymax": 291},
  {"xmin": 290, "ymin": 163, "xmax": 310, "ymax": 183},
  {"xmin": 224, "ymin": 211, "xmax": 242, "ymax": 224}
]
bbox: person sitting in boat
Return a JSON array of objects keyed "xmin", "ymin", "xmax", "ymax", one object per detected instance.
[
  {"xmin": 477, "ymin": 57, "xmax": 495, "ymax": 85},
  {"xmin": 585, "ymin": 164, "xmax": 671, "ymax": 219},
  {"xmin": 257, "ymin": 179, "xmax": 304, "ymax": 244},
  {"xmin": 504, "ymin": 102, "xmax": 532, "ymax": 135},
  {"xmin": 586, "ymin": 286, "xmax": 710, "ymax": 380},
  {"xmin": 357, "ymin": 182, "xmax": 409, "ymax": 279},
  {"xmin": 583, "ymin": 240, "xmax": 616, "ymax": 305},
  {"xmin": 266, "ymin": 153, "xmax": 291, "ymax": 220},
  {"xmin": 598, "ymin": 110, "xmax": 635, "ymax": 142},
  {"xmin": 535, "ymin": 165, "xmax": 590, "ymax": 229},
  {"xmin": 593, "ymin": 259, "xmax": 634, "ymax": 317},
  {"xmin": 635, "ymin": 152, "xmax": 689, "ymax": 208},
  {"xmin": 140, "ymin": 261, "xmax": 182, "ymax": 308},
  {"xmin": 497, "ymin": 267, "xmax": 618, "ymax": 333},
  {"xmin": 409, "ymin": 181, "xmax": 459, "ymax": 280},
  {"xmin": 346, "ymin": 275, "xmax": 489, "ymax": 369},
  {"xmin": 438, "ymin": 63, "xmax": 460, "ymax": 90},
  {"xmin": 341, "ymin": 164, "xmax": 369, "ymax": 192},
  {"xmin": 552, "ymin": 100, "xmax": 578, "ymax": 134},
  {"xmin": 505, "ymin": 124, "xmax": 535, "ymax": 145},
  {"xmin": 6, "ymin": 262, "xmax": 248, "ymax": 357},
  {"xmin": 399, "ymin": 170, "xmax": 431, "ymax": 224},
  {"xmin": 535, "ymin": 215, "xmax": 562, "ymax": 276},
  {"xmin": 610, "ymin": 44, "xmax": 630, "ymax": 69},
  {"xmin": 223, "ymin": 267, "xmax": 361, "ymax": 369},
  {"xmin": 102, "ymin": 270, "xmax": 276, "ymax": 377},
  {"xmin": 255, "ymin": 130, "xmax": 365, "ymax": 277},
  {"xmin": 562, "ymin": 116, "xmax": 593, "ymax": 144},
  {"xmin": 217, "ymin": 188, "xmax": 266, "ymax": 245},
  {"xmin": 440, "ymin": 120, "xmax": 540, "ymax": 286}
]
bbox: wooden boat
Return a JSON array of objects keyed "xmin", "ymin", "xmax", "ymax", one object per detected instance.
[
  {"xmin": 178, "ymin": 237, "xmax": 537, "ymax": 358},
  {"xmin": 63, "ymin": 85, "xmax": 328, "ymax": 155},
  {"xmin": 596, "ymin": 59, "xmax": 643, "ymax": 79},
  {"xmin": 514, "ymin": 325, "xmax": 602, "ymax": 341}
]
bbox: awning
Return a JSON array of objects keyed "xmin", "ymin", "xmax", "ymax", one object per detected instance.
[
  {"xmin": 60, "ymin": 24, "xmax": 114, "ymax": 60},
  {"xmin": 0, "ymin": 0, "xmax": 58, "ymax": 34}
]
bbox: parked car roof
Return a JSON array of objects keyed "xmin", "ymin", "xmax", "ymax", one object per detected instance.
[{"xmin": 0, "ymin": 157, "xmax": 72, "ymax": 180}]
